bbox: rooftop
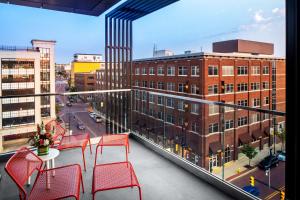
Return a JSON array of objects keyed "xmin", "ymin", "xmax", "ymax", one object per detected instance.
[{"xmin": 0, "ymin": 138, "xmax": 233, "ymax": 200}]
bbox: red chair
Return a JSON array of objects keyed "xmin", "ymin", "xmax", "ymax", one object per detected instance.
[
  {"xmin": 94, "ymin": 134, "xmax": 129, "ymax": 166},
  {"xmin": 92, "ymin": 161, "xmax": 142, "ymax": 200},
  {"xmin": 5, "ymin": 147, "xmax": 84, "ymax": 200},
  {"xmin": 45, "ymin": 120, "xmax": 92, "ymax": 171}
]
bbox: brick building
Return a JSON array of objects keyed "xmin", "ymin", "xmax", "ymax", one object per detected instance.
[
  {"xmin": 131, "ymin": 40, "xmax": 286, "ymax": 170},
  {"xmin": 74, "ymin": 73, "xmax": 96, "ymax": 101}
]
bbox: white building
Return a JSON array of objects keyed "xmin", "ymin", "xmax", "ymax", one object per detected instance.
[
  {"xmin": 74, "ymin": 54, "xmax": 102, "ymax": 62},
  {"xmin": 0, "ymin": 40, "xmax": 56, "ymax": 152}
]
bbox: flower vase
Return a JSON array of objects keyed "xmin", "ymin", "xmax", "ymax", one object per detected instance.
[{"xmin": 38, "ymin": 146, "xmax": 49, "ymax": 156}]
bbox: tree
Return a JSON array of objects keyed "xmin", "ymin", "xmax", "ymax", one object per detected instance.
[
  {"xmin": 275, "ymin": 128, "xmax": 286, "ymax": 151},
  {"xmin": 241, "ymin": 144, "xmax": 258, "ymax": 167}
]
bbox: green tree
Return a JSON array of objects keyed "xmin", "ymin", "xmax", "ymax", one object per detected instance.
[
  {"xmin": 55, "ymin": 104, "xmax": 61, "ymax": 115},
  {"xmin": 241, "ymin": 144, "xmax": 258, "ymax": 167},
  {"xmin": 275, "ymin": 128, "xmax": 286, "ymax": 151}
]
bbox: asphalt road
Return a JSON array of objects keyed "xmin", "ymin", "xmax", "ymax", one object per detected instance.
[{"xmin": 231, "ymin": 162, "xmax": 285, "ymax": 199}]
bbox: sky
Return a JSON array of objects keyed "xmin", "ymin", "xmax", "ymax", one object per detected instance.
[{"xmin": 0, "ymin": 0, "xmax": 285, "ymax": 63}]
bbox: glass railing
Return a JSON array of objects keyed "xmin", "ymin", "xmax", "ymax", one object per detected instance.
[{"xmin": 0, "ymin": 89, "xmax": 285, "ymax": 200}]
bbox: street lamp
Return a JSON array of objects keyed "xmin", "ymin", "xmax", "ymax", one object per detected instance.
[
  {"xmin": 265, "ymin": 168, "xmax": 271, "ymax": 188},
  {"xmin": 181, "ymin": 121, "xmax": 189, "ymax": 158}
]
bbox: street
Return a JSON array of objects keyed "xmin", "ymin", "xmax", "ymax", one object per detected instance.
[{"xmin": 231, "ymin": 162, "xmax": 285, "ymax": 199}]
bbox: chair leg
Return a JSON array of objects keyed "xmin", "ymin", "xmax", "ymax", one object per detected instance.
[
  {"xmin": 138, "ymin": 186, "xmax": 142, "ymax": 200},
  {"xmin": 89, "ymin": 138, "xmax": 92, "ymax": 154},
  {"xmin": 80, "ymin": 171, "xmax": 85, "ymax": 193},
  {"xmin": 94, "ymin": 146, "xmax": 99, "ymax": 167},
  {"xmin": 125, "ymin": 145, "xmax": 128, "ymax": 163},
  {"xmin": 100, "ymin": 145, "xmax": 103, "ymax": 154},
  {"xmin": 82, "ymin": 148, "xmax": 86, "ymax": 171}
]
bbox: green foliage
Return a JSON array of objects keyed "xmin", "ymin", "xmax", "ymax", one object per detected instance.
[
  {"xmin": 241, "ymin": 144, "xmax": 258, "ymax": 166},
  {"xmin": 275, "ymin": 128, "xmax": 286, "ymax": 150}
]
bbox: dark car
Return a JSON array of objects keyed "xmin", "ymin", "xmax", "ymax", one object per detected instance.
[
  {"xmin": 66, "ymin": 102, "xmax": 72, "ymax": 107},
  {"xmin": 77, "ymin": 122, "xmax": 85, "ymax": 130},
  {"xmin": 258, "ymin": 155, "xmax": 279, "ymax": 170}
]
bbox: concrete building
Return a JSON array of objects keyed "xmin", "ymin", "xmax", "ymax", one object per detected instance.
[
  {"xmin": 70, "ymin": 54, "xmax": 104, "ymax": 86},
  {"xmin": 131, "ymin": 40, "xmax": 286, "ymax": 171},
  {"xmin": 0, "ymin": 40, "xmax": 56, "ymax": 152}
]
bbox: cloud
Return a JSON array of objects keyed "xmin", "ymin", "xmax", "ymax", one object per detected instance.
[
  {"xmin": 253, "ymin": 10, "xmax": 271, "ymax": 23},
  {"xmin": 272, "ymin": 7, "xmax": 285, "ymax": 16}
]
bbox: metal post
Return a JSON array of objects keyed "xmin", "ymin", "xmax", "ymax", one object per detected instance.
[{"xmin": 220, "ymin": 105, "xmax": 225, "ymax": 180}]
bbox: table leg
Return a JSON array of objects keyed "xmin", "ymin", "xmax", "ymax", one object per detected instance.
[
  {"xmin": 51, "ymin": 159, "xmax": 55, "ymax": 177},
  {"xmin": 46, "ymin": 160, "xmax": 50, "ymax": 189},
  {"xmin": 27, "ymin": 161, "xmax": 31, "ymax": 186}
]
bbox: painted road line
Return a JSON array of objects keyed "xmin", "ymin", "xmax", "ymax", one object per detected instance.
[
  {"xmin": 74, "ymin": 112, "xmax": 98, "ymax": 137},
  {"xmin": 264, "ymin": 186, "xmax": 285, "ymax": 200}
]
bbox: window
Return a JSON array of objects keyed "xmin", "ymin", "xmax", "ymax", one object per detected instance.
[
  {"xmin": 262, "ymin": 113, "xmax": 270, "ymax": 120},
  {"xmin": 251, "ymin": 113, "xmax": 260, "ymax": 123},
  {"xmin": 237, "ymin": 83, "xmax": 248, "ymax": 92},
  {"xmin": 166, "ymin": 98, "xmax": 175, "ymax": 108},
  {"xmin": 135, "ymin": 91, "xmax": 140, "ymax": 99},
  {"xmin": 135, "ymin": 68, "xmax": 140, "ymax": 75},
  {"xmin": 178, "ymin": 83, "xmax": 184, "ymax": 93},
  {"xmin": 158, "ymin": 67, "xmax": 164, "ymax": 75},
  {"xmin": 208, "ymin": 66, "xmax": 218, "ymax": 76},
  {"xmin": 262, "ymin": 82, "xmax": 269, "ymax": 89},
  {"xmin": 251, "ymin": 66, "xmax": 260, "ymax": 75},
  {"xmin": 179, "ymin": 66, "xmax": 188, "ymax": 76},
  {"xmin": 264, "ymin": 96, "xmax": 270, "ymax": 105},
  {"xmin": 149, "ymin": 107, "xmax": 155, "ymax": 117},
  {"xmin": 191, "ymin": 103, "xmax": 199, "ymax": 114},
  {"xmin": 142, "ymin": 81, "xmax": 147, "ymax": 88},
  {"xmin": 225, "ymin": 102, "xmax": 234, "ymax": 112},
  {"xmin": 251, "ymin": 82, "xmax": 260, "ymax": 91},
  {"xmin": 178, "ymin": 100, "xmax": 184, "ymax": 110},
  {"xmin": 135, "ymin": 80, "xmax": 139, "ymax": 87},
  {"xmin": 158, "ymin": 96, "xmax": 164, "ymax": 105},
  {"xmin": 142, "ymin": 67, "xmax": 147, "ymax": 75},
  {"xmin": 222, "ymin": 66, "xmax": 234, "ymax": 76},
  {"xmin": 209, "ymin": 123, "xmax": 219, "ymax": 133},
  {"xmin": 157, "ymin": 82, "xmax": 164, "ymax": 90},
  {"xmin": 167, "ymin": 82, "xmax": 175, "ymax": 91},
  {"xmin": 208, "ymin": 85, "xmax": 218, "ymax": 95},
  {"xmin": 224, "ymin": 147, "xmax": 231, "ymax": 163},
  {"xmin": 209, "ymin": 104, "xmax": 219, "ymax": 115},
  {"xmin": 263, "ymin": 66, "xmax": 269, "ymax": 75},
  {"xmin": 142, "ymin": 91, "xmax": 147, "ymax": 101},
  {"xmin": 237, "ymin": 66, "xmax": 248, "ymax": 75},
  {"xmin": 238, "ymin": 99, "xmax": 248, "ymax": 106},
  {"xmin": 149, "ymin": 67, "xmax": 155, "ymax": 75},
  {"xmin": 238, "ymin": 116, "xmax": 248, "ymax": 126},
  {"xmin": 253, "ymin": 98, "xmax": 260, "ymax": 107},
  {"xmin": 149, "ymin": 94, "xmax": 155, "ymax": 103},
  {"xmin": 166, "ymin": 114, "xmax": 175, "ymax": 124},
  {"xmin": 191, "ymin": 66, "xmax": 200, "ymax": 76},
  {"xmin": 158, "ymin": 111, "xmax": 164, "ymax": 120},
  {"xmin": 225, "ymin": 84, "xmax": 234, "ymax": 93},
  {"xmin": 149, "ymin": 81, "xmax": 155, "ymax": 89},
  {"xmin": 191, "ymin": 122, "xmax": 199, "ymax": 133},
  {"xmin": 191, "ymin": 84, "xmax": 199, "ymax": 94},
  {"xmin": 225, "ymin": 120, "xmax": 234, "ymax": 130},
  {"xmin": 167, "ymin": 66, "xmax": 175, "ymax": 76}
]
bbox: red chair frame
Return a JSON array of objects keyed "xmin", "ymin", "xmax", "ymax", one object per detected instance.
[
  {"xmin": 46, "ymin": 120, "xmax": 92, "ymax": 171},
  {"xmin": 5, "ymin": 147, "xmax": 84, "ymax": 200},
  {"xmin": 92, "ymin": 161, "xmax": 142, "ymax": 200},
  {"xmin": 94, "ymin": 134, "xmax": 129, "ymax": 166}
]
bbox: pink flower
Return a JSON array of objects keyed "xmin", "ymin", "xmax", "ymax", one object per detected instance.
[{"xmin": 39, "ymin": 139, "xmax": 44, "ymax": 146}]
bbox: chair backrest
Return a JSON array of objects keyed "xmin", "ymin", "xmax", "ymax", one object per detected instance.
[
  {"xmin": 5, "ymin": 147, "xmax": 43, "ymax": 200},
  {"xmin": 45, "ymin": 120, "xmax": 66, "ymax": 144}
]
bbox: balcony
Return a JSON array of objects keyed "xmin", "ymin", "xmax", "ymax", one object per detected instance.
[{"xmin": 0, "ymin": 137, "xmax": 234, "ymax": 200}]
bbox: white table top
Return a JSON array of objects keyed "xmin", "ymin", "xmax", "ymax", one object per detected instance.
[{"xmin": 26, "ymin": 148, "xmax": 60, "ymax": 162}]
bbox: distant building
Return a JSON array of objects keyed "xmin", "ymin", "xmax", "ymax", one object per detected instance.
[
  {"xmin": 0, "ymin": 40, "xmax": 56, "ymax": 152},
  {"xmin": 74, "ymin": 73, "xmax": 96, "ymax": 101},
  {"xmin": 153, "ymin": 49, "xmax": 174, "ymax": 57},
  {"xmin": 71, "ymin": 54, "xmax": 104, "ymax": 86},
  {"xmin": 131, "ymin": 39, "xmax": 285, "ymax": 171}
]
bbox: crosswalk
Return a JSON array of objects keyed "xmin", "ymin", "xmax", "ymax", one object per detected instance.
[{"xmin": 264, "ymin": 185, "xmax": 285, "ymax": 200}]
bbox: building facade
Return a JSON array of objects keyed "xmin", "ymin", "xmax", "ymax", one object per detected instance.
[
  {"xmin": 131, "ymin": 40, "xmax": 286, "ymax": 171},
  {"xmin": 75, "ymin": 73, "xmax": 96, "ymax": 101},
  {"xmin": 0, "ymin": 40, "xmax": 56, "ymax": 152}
]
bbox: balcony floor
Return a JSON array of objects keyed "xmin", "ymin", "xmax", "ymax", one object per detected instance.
[{"xmin": 0, "ymin": 138, "xmax": 234, "ymax": 200}]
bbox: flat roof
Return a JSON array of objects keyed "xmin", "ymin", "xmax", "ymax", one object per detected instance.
[
  {"xmin": 106, "ymin": 0, "xmax": 179, "ymax": 20},
  {"xmin": 74, "ymin": 53, "xmax": 102, "ymax": 56},
  {"xmin": 0, "ymin": 0, "xmax": 121, "ymax": 16},
  {"xmin": 133, "ymin": 52, "xmax": 285, "ymax": 62}
]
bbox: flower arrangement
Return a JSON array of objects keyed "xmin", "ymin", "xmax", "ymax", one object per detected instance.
[{"xmin": 29, "ymin": 121, "xmax": 54, "ymax": 155}]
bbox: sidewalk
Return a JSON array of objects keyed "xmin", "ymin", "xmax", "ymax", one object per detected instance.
[{"xmin": 211, "ymin": 143, "xmax": 283, "ymax": 180}]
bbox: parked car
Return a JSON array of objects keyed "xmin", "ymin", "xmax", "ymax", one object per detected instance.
[
  {"xmin": 277, "ymin": 151, "xmax": 286, "ymax": 161},
  {"xmin": 77, "ymin": 122, "xmax": 85, "ymax": 130},
  {"xmin": 66, "ymin": 102, "xmax": 72, "ymax": 107},
  {"xmin": 94, "ymin": 116, "xmax": 103, "ymax": 123},
  {"xmin": 258, "ymin": 155, "xmax": 279, "ymax": 170},
  {"xmin": 89, "ymin": 112, "xmax": 96, "ymax": 118}
]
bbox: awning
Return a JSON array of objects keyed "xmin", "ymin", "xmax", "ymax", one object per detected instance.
[
  {"xmin": 252, "ymin": 130, "xmax": 264, "ymax": 140},
  {"xmin": 239, "ymin": 133, "xmax": 252, "ymax": 145},
  {"xmin": 209, "ymin": 141, "xmax": 223, "ymax": 154}
]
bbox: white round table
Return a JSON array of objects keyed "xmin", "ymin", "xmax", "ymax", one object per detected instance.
[{"xmin": 27, "ymin": 148, "xmax": 60, "ymax": 188}]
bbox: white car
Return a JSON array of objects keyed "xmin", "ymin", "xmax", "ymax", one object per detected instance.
[{"xmin": 89, "ymin": 113, "xmax": 96, "ymax": 118}]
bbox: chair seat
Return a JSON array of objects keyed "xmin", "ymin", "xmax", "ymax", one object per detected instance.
[
  {"xmin": 58, "ymin": 134, "xmax": 89, "ymax": 150},
  {"xmin": 100, "ymin": 134, "xmax": 128, "ymax": 146},
  {"xmin": 93, "ymin": 162, "xmax": 139, "ymax": 192},
  {"xmin": 29, "ymin": 164, "xmax": 82, "ymax": 200}
]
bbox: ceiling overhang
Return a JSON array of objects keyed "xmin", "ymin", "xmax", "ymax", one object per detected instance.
[{"xmin": 0, "ymin": 0, "xmax": 121, "ymax": 16}]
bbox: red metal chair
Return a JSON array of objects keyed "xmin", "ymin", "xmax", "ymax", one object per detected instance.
[
  {"xmin": 92, "ymin": 161, "xmax": 142, "ymax": 200},
  {"xmin": 5, "ymin": 147, "xmax": 84, "ymax": 200},
  {"xmin": 94, "ymin": 134, "xmax": 129, "ymax": 166},
  {"xmin": 45, "ymin": 120, "xmax": 92, "ymax": 171}
]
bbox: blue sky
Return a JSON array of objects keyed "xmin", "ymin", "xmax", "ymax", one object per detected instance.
[{"xmin": 0, "ymin": 0, "xmax": 285, "ymax": 63}]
